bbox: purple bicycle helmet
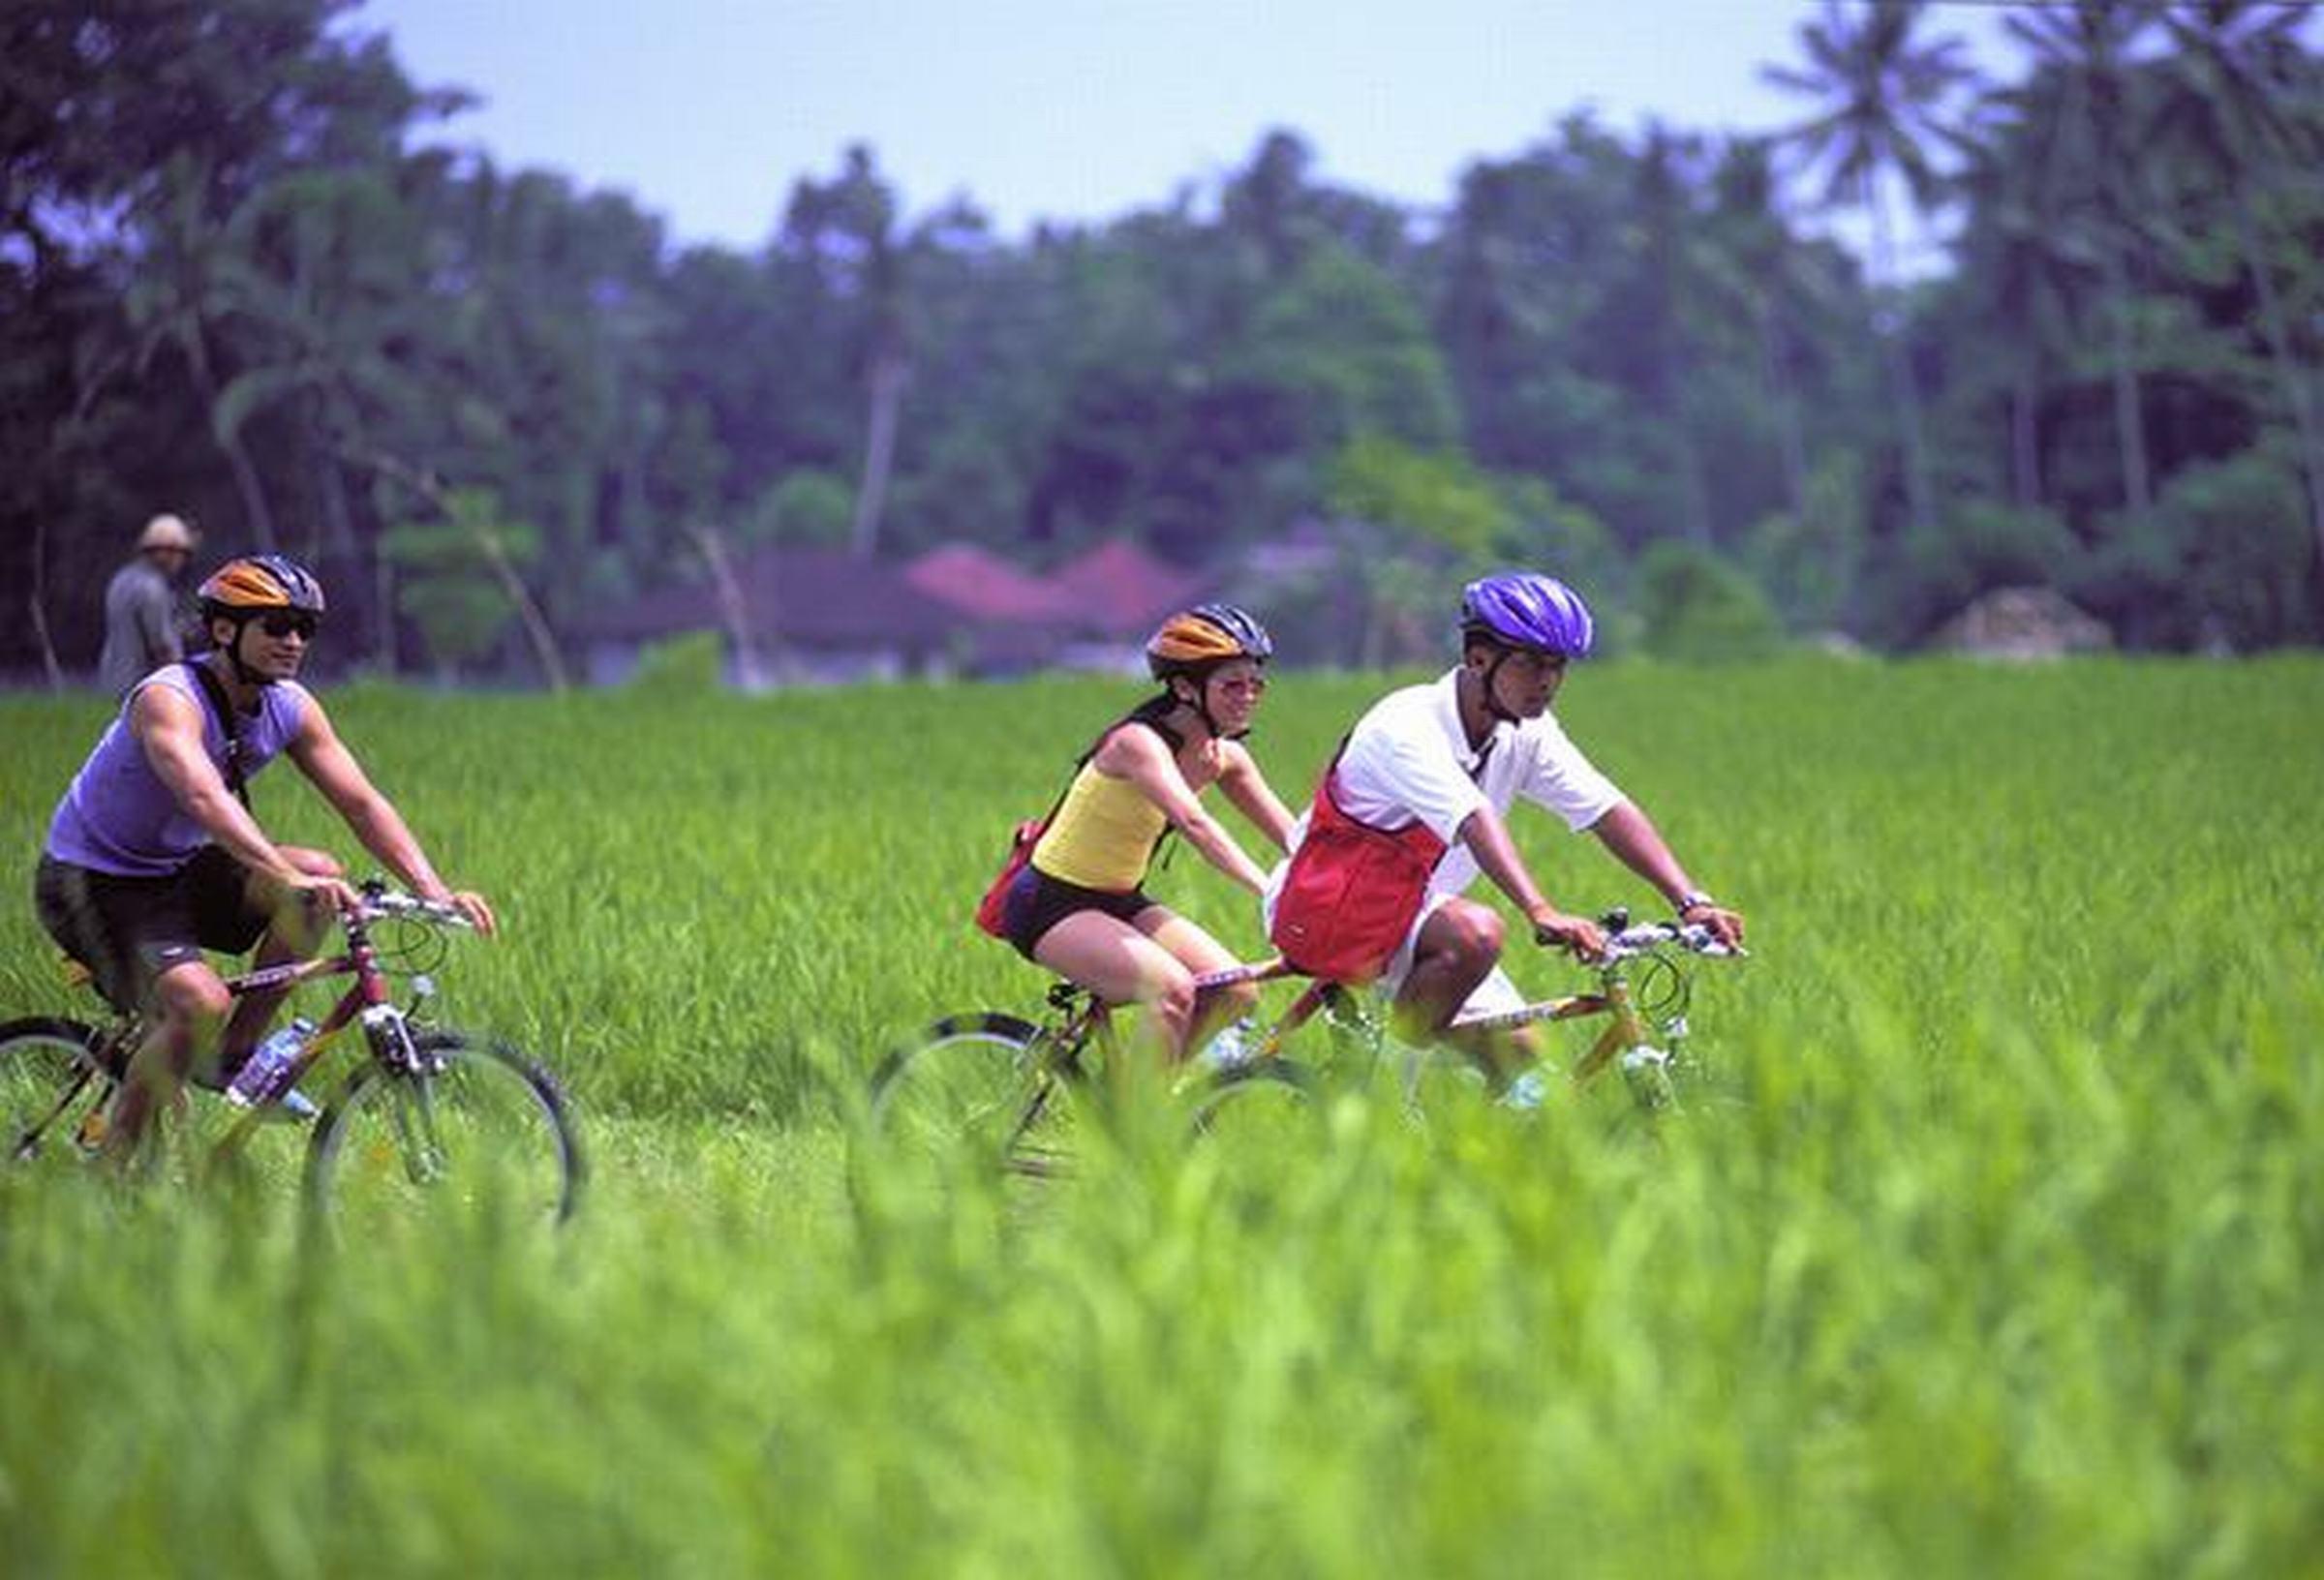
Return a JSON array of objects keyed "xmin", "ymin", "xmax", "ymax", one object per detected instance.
[{"xmin": 1459, "ymin": 572, "xmax": 1595, "ymax": 659}]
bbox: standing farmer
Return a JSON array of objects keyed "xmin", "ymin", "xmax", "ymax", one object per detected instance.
[{"xmin": 99, "ymin": 513, "xmax": 199, "ymax": 698}]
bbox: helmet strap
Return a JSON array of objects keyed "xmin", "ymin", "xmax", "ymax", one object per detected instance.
[
  {"xmin": 219, "ymin": 617, "xmax": 270, "ymax": 687},
  {"xmin": 1163, "ymin": 674, "xmax": 1249, "ymax": 744},
  {"xmin": 1476, "ymin": 647, "xmax": 1523, "ymax": 725}
]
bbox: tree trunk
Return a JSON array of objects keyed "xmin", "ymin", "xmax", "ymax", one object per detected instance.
[
  {"xmin": 2010, "ymin": 360, "xmax": 2043, "ymax": 510},
  {"xmin": 473, "ymin": 527, "xmax": 571, "ymax": 690},
  {"xmin": 686, "ymin": 523, "xmax": 762, "ymax": 688},
  {"xmin": 375, "ymin": 553, "xmax": 399, "ymax": 676},
  {"xmin": 183, "ymin": 323, "xmax": 279, "ymax": 551},
  {"xmin": 27, "ymin": 517, "xmax": 65, "ymax": 690},
  {"xmin": 2097, "ymin": 250, "xmax": 2154, "ymax": 517},
  {"xmin": 1757, "ymin": 298, "xmax": 1811, "ymax": 522},
  {"xmin": 849, "ymin": 349, "xmax": 908, "ymax": 559},
  {"xmin": 337, "ymin": 444, "xmax": 570, "ymax": 690},
  {"xmin": 1868, "ymin": 186, "xmax": 1936, "ymax": 537}
]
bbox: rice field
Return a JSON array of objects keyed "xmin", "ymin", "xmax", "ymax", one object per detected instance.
[{"xmin": 2, "ymin": 656, "xmax": 2320, "ymax": 1576}]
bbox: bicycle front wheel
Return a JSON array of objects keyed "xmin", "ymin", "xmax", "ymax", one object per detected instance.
[
  {"xmin": 869, "ymin": 1013, "xmax": 1074, "ymax": 1178},
  {"xmin": 0, "ymin": 1018, "xmax": 109, "ymax": 1170},
  {"xmin": 305, "ymin": 1030, "xmax": 583, "ymax": 1232}
]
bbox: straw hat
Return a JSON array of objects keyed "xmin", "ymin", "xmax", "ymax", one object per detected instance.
[{"xmin": 137, "ymin": 513, "xmax": 197, "ymax": 553}]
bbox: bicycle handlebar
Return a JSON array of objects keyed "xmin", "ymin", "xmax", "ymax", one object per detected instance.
[
  {"xmin": 1602, "ymin": 921, "xmax": 1747, "ymax": 961},
  {"xmin": 351, "ymin": 885, "xmax": 475, "ymax": 930}
]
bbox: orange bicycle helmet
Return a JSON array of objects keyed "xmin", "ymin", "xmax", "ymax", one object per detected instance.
[
  {"xmin": 198, "ymin": 554, "xmax": 327, "ymax": 620},
  {"xmin": 1145, "ymin": 603, "xmax": 1272, "ymax": 679}
]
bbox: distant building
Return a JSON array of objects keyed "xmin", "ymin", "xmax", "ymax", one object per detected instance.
[
  {"xmin": 901, "ymin": 543, "xmax": 1078, "ymax": 674},
  {"xmin": 582, "ymin": 536, "xmax": 1221, "ymax": 686},
  {"xmin": 902, "ymin": 543, "xmax": 1074, "ymax": 623},
  {"xmin": 1046, "ymin": 537, "xmax": 1206, "ymax": 635},
  {"xmin": 578, "ymin": 547, "xmax": 963, "ymax": 686},
  {"xmin": 904, "ymin": 535, "xmax": 1213, "ymax": 675}
]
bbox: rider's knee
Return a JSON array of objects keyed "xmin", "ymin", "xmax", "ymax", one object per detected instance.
[
  {"xmin": 1437, "ymin": 900, "xmax": 1506, "ymax": 970},
  {"xmin": 1150, "ymin": 969, "xmax": 1198, "ymax": 1032},
  {"xmin": 153, "ymin": 967, "xmax": 230, "ymax": 1025}
]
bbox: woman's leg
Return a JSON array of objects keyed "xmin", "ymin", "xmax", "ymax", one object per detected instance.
[
  {"xmin": 1134, "ymin": 907, "xmax": 1257, "ymax": 1056},
  {"xmin": 1032, "ymin": 908, "xmax": 1201, "ymax": 1063}
]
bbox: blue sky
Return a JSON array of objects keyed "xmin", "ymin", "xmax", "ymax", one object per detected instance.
[{"xmin": 354, "ymin": 0, "xmax": 2021, "ymax": 254}]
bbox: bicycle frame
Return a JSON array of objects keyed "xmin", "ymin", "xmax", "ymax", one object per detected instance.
[
  {"xmin": 1233, "ymin": 918, "xmax": 1725, "ymax": 1108},
  {"xmin": 52, "ymin": 897, "xmax": 443, "ymax": 1159},
  {"xmin": 1024, "ymin": 956, "xmax": 1298, "ymax": 1075}
]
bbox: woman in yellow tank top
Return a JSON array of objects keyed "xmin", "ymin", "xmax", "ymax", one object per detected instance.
[{"xmin": 990, "ymin": 605, "xmax": 1295, "ymax": 1062}]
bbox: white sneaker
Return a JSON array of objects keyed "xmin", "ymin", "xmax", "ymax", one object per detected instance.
[
  {"xmin": 1498, "ymin": 1068, "xmax": 1551, "ymax": 1111},
  {"xmin": 1200, "ymin": 1019, "xmax": 1257, "ymax": 1073}
]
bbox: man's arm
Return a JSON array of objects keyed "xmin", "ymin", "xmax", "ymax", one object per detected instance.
[
  {"xmin": 286, "ymin": 697, "xmax": 497, "ymax": 934},
  {"xmin": 133, "ymin": 685, "xmax": 352, "ymax": 904},
  {"xmin": 1588, "ymin": 801, "xmax": 1744, "ymax": 947},
  {"xmin": 1456, "ymin": 802, "xmax": 1606, "ymax": 958}
]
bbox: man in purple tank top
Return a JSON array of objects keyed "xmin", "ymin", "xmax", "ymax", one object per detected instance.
[{"xmin": 35, "ymin": 554, "xmax": 497, "ymax": 1163}]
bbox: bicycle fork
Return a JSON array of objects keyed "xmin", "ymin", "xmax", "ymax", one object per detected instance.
[{"xmin": 1570, "ymin": 969, "xmax": 1683, "ymax": 1113}]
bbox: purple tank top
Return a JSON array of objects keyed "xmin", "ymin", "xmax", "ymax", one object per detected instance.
[{"xmin": 46, "ymin": 663, "xmax": 311, "ymax": 876}]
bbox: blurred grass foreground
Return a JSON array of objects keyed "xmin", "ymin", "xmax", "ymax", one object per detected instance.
[{"xmin": 2, "ymin": 656, "xmax": 2321, "ymax": 1575}]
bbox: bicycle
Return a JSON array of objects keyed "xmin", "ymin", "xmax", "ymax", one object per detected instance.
[
  {"xmin": 870, "ymin": 908, "xmax": 1742, "ymax": 1176},
  {"xmin": 0, "ymin": 879, "xmax": 583, "ymax": 1230},
  {"xmin": 1236, "ymin": 906, "xmax": 1748, "ymax": 1117},
  {"xmin": 867, "ymin": 957, "xmax": 1327, "ymax": 1178}
]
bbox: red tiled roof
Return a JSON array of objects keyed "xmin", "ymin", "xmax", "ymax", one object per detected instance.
[
  {"xmin": 902, "ymin": 544, "xmax": 1074, "ymax": 623},
  {"xmin": 1047, "ymin": 538, "xmax": 1206, "ymax": 635}
]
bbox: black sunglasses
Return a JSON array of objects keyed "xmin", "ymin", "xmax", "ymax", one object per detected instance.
[{"xmin": 256, "ymin": 611, "xmax": 319, "ymax": 640}]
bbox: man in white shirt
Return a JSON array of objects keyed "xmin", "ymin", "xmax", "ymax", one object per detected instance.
[{"xmin": 1269, "ymin": 571, "xmax": 1745, "ymax": 1075}]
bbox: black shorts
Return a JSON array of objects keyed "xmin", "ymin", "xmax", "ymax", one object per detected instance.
[
  {"xmin": 996, "ymin": 863, "xmax": 1158, "ymax": 960},
  {"xmin": 33, "ymin": 847, "xmax": 272, "ymax": 1013}
]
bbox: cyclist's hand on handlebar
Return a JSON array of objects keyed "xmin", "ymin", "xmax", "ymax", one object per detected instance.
[
  {"xmin": 1531, "ymin": 909, "xmax": 1607, "ymax": 962},
  {"xmin": 287, "ymin": 870, "xmax": 362, "ymax": 918},
  {"xmin": 1680, "ymin": 900, "xmax": 1746, "ymax": 952},
  {"xmin": 439, "ymin": 889, "xmax": 498, "ymax": 937}
]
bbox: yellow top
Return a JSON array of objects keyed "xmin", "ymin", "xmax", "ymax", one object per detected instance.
[{"xmin": 1032, "ymin": 758, "xmax": 1171, "ymax": 891}]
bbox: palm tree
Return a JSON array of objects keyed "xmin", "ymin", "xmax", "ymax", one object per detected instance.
[
  {"xmin": 2148, "ymin": 0, "xmax": 2324, "ymax": 623},
  {"xmin": 1999, "ymin": 0, "xmax": 2162, "ymax": 518},
  {"xmin": 1763, "ymin": 0, "xmax": 1977, "ymax": 537},
  {"xmin": 781, "ymin": 146, "xmax": 913, "ymax": 561},
  {"xmin": 1949, "ymin": 116, "xmax": 2078, "ymax": 510},
  {"xmin": 1702, "ymin": 138, "xmax": 1819, "ymax": 524},
  {"xmin": 1630, "ymin": 122, "xmax": 1715, "ymax": 545}
]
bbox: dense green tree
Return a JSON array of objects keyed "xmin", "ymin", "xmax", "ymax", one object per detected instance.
[
  {"xmin": 4, "ymin": 0, "xmax": 2320, "ymax": 677},
  {"xmin": 2149, "ymin": 0, "xmax": 2324, "ymax": 625}
]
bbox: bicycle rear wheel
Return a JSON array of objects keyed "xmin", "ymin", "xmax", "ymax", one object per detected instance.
[
  {"xmin": 869, "ymin": 1013, "xmax": 1077, "ymax": 1178},
  {"xmin": 1185, "ymin": 1057, "xmax": 1317, "ymax": 1150},
  {"xmin": 0, "ymin": 1018, "xmax": 109, "ymax": 1170},
  {"xmin": 305, "ymin": 1030, "xmax": 582, "ymax": 1232}
]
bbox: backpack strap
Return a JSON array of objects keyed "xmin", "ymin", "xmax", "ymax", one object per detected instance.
[{"xmin": 180, "ymin": 660, "xmax": 250, "ymax": 808}]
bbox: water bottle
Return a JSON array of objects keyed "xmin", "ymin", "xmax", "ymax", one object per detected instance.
[
  {"xmin": 1619, "ymin": 1045, "xmax": 1676, "ymax": 1112},
  {"xmin": 226, "ymin": 1017, "xmax": 316, "ymax": 1109}
]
